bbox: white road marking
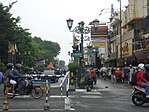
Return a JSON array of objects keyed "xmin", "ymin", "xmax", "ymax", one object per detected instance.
[{"xmin": 81, "ymin": 95, "xmax": 102, "ymax": 98}]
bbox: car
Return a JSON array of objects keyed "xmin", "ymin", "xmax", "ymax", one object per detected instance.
[{"xmin": 43, "ymin": 70, "xmax": 58, "ymax": 83}]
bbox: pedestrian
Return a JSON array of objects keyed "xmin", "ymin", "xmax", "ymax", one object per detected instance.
[
  {"xmin": 90, "ymin": 68, "xmax": 97, "ymax": 84},
  {"xmin": 129, "ymin": 64, "xmax": 134, "ymax": 84},
  {"xmin": 95, "ymin": 68, "xmax": 100, "ymax": 78},
  {"xmin": 0, "ymin": 68, "xmax": 4, "ymax": 84},
  {"xmin": 111, "ymin": 67, "xmax": 116, "ymax": 84}
]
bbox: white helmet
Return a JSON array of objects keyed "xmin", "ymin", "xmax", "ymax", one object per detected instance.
[{"xmin": 138, "ymin": 63, "xmax": 144, "ymax": 70}]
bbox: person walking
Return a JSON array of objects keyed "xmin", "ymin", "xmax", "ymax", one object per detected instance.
[
  {"xmin": 111, "ymin": 67, "xmax": 116, "ymax": 84},
  {"xmin": 90, "ymin": 68, "xmax": 97, "ymax": 84},
  {"xmin": 129, "ymin": 64, "xmax": 134, "ymax": 84},
  {"xmin": 0, "ymin": 68, "xmax": 4, "ymax": 84}
]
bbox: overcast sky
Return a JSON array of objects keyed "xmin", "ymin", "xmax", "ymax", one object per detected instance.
[{"xmin": 1, "ymin": 0, "xmax": 128, "ymax": 65}]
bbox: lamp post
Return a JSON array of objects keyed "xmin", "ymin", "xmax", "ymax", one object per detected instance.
[
  {"xmin": 66, "ymin": 18, "xmax": 99, "ymax": 86},
  {"xmin": 119, "ymin": 0, "xmax": 123, "ymax": 67}
]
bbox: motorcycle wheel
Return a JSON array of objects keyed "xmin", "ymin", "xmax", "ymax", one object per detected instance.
[
  {"xmin": 31, "ymin": 86, "xmax": 43, "ymax": 99},
  {"xmin": 132, "ymin": 92, "xmax": 145, "ymax": 106}
]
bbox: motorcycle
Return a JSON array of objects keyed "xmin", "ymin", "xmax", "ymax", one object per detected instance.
[
  {"xmin": 3, "ymin": 75, "xmax": 44, "ymax": 99},
  {"xmin": 131, "ymin": 86, "xmax": 149, "ymax": 106}
]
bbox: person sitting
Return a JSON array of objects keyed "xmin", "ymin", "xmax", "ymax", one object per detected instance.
[
  {"xmin": 4, "ymin": 63, "xmax": 17, "ymax": 94},
  {"xmin": 13, "ymin": 63, "xmax": 26, "ymax": 95},
  {"xmin": 136, "ymin": 63, "xmax": 149, "ymax": 97},
  {"xmin": 115, "ymin": 68, "xmax": 123, "ymax": 83},
  {"xmin": 84, "ymin": 68, "xmax": 93, "ymax": 88}
]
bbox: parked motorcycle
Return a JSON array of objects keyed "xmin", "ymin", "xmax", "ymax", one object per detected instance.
[
  {"xmin": 131, "ymin": 86, "xmax": 149, "ymax": 106},
  {"xmin": 4, "ymin": 75, "xmax": 44, "ymax": 99}
]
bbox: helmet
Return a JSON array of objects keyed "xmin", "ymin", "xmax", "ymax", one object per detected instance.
[
  {"xmin": 144, "ymin": 64, "xmax": 149, "ymax": 72},
  {"xmin": 15, "ymin": 63, "xmax": 22, "ymax": 69},
  {"xmin": 7, "ymin": 63, "xmax": 14, "ymax": 69},
  {"xmin": 15, "ymin": 63, "xmax": 22, "ymax": 68},
  {"xmin": 138, "ymin": 63, "xmax": 144, "ymax": 70}
]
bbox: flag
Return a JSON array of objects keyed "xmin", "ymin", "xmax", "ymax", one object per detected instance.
[
  {"xmin": 8, "ymin": 42, "xmax": 18, "ymax": 54},
  {"xmin": 73, "ymin": 33, "xmax": 79, "ymax": 46}
]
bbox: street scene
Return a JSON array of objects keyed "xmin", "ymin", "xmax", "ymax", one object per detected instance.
[
  {"xmin": 0, "ymin": 0, "xmax": 149, "ymax": 112},
  {"xmin": 0, "ymin": 76, "xmax": 149, "ymax": 112}
]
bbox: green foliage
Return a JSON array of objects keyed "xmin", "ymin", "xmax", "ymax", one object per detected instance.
[
  {"xmin": 0, "ymin": 3, "xmax": 61, "ymax": 68},
  {"xmin": 0, "ymin": 61, "xmax": 6, "ymax": 72},
  {"xmin": 21, "ymin": 66, "xmax": 30, "ymax": 74},
  {"xmin": 32, "ymin": 37, "xmax": 61, "ymax": 64},
  {"xmin": 68, "ymin": 62, "xmax": 78, "ymax": 72}
]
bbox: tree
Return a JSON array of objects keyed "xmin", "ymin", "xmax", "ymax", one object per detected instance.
[{"xmin": 0, "ymin": 2, "xmax": 62, "ymax": 68}]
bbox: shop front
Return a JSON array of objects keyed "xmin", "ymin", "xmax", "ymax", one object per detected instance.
[{"xmin": 117, "ymin": 39, "xmax": 134, "ymax": 67}]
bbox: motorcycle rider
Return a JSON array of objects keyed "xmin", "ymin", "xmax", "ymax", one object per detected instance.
[
  {"xmin": 4, "ymin": 63, "xmax": 17, "ymax": 94},
  {"xmin": 13, "ymin": 63, "xmax": 26, "ymax": 95},
  {"xmin": 136, "ymin": 63, "xmax": 149, "ymax": 97},
  {"xmin": 84, "ymin": 67, "xmax": 93, "ymax": 90}
]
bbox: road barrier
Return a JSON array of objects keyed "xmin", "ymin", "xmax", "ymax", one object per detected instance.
[
  {"xmin": 3, "ymin": 78, "xmax": 9, "ymax": 111},
  {"xmin": 32, "ymin": 77, "xmax": 50, "ymax": 111},
  {"xmin": 65, "ymin": 72, "xmax": 71, "ymax": 110}
]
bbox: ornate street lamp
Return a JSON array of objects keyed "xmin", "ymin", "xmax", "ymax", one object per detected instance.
[
  {"xmin": 66, "ymin": 18, "xmax": 73, "ymax": 30},
  {"xmin": 66, "ymin": 18, "xmax": 99, "ymax": 86},
  {"xmin": 92, "ymin": 19, "xmax": 99, "ymax": 29}
]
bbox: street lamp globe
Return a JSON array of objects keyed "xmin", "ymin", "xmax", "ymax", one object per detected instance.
[
  {"xmin": 78, "ymin": 21, "xmax": 85, "ymax": 28},
  {"xmin": 93, "ymin": 19, "xmax": 99, "ymax": 29},
  {"xmin": 66, "ymin": 18, "xmax": 73, "ymax": 30}
]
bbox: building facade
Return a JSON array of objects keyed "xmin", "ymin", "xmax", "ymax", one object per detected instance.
[{"xmin": 107, "ymin": 0, "xmax": 149, "ymax": 67}]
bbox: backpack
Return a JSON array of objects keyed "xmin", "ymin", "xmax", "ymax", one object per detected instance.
[
  {"xmin": 0, "ymin": 72, "xmax": 3, "ymax": 84},
  {"xmin": 130, "ymin": 71, "xmax": 138, "ymax": 85}
]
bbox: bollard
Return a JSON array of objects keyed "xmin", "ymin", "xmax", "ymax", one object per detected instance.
[
  {"xmin": 44, "ymin": 79, "xmax": 50, "ymax": 111},
  {"xmin": 60, "ymin": 78, "xmax": 63, "ymax": 97},
  {"xmin": 3, "ymin": 78, "xmax": 9, "ymax": 111}
]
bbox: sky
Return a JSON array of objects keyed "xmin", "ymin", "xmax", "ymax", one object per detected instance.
[{"xmin": 1, "ymin": 0, "xmax": 128, "ymax": 65}]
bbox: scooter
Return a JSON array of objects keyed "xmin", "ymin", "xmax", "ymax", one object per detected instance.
[
  {"xmin": 4, "ymin": 76, "xmax": 44, "ymax": 99},
  {"xmin": 131, "ymin": 86, "xmax": 149, "ymax": 106}
]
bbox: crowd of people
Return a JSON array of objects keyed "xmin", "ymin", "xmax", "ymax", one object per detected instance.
[
  {"xmin": 84, "ymin": 67, "xmax": 97, "ymax": 89},
  {"xmin": 98, "ymin": 63, "xmax": 149, "ymax": 97},
  {"xmin": 83, "ymin": 63, "xmax": 149, "ymax": 97}
]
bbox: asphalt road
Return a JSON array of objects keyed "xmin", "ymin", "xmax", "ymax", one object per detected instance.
[{"xmin": 0, "ymin": 78, "xmax": 149, "ymax": 112}]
